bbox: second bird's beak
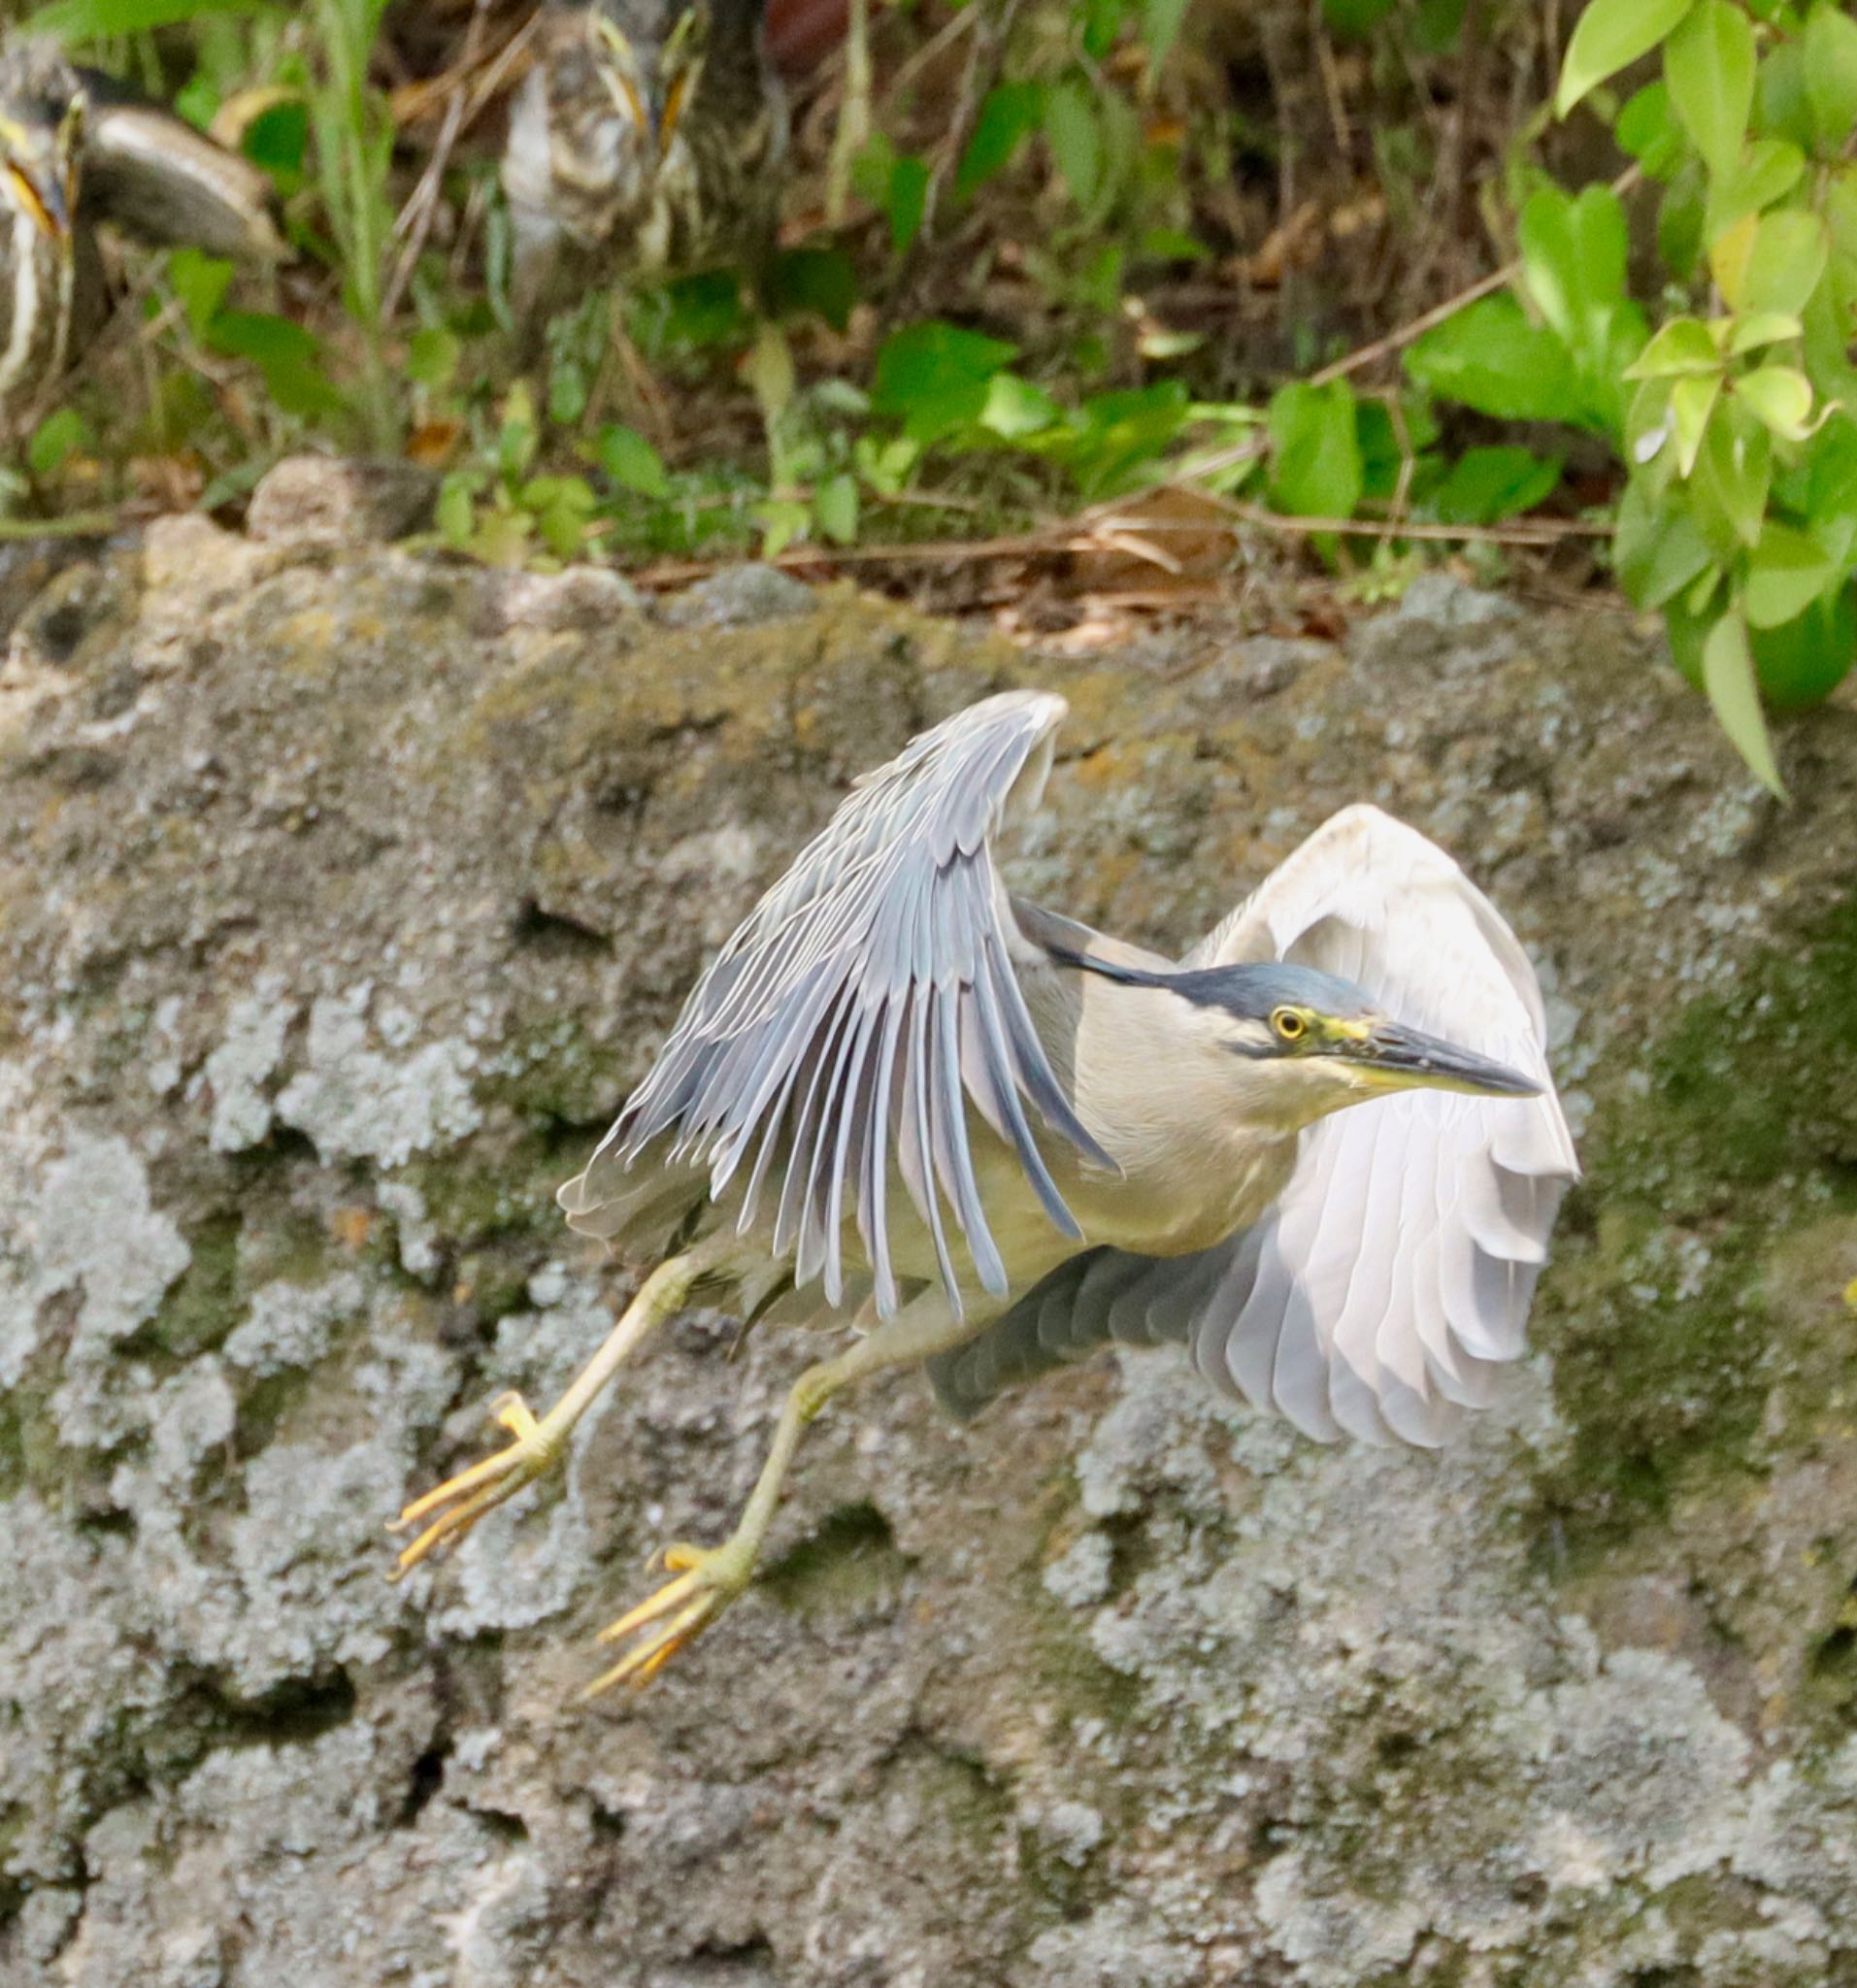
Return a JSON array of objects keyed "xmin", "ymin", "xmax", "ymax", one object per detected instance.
[
  {"xmin": 1341, "ymin": 1019, "xmax": 1542, "ymax": 1099},
  {"xmin": 13, "ymin": 162, "xmax": 72, "ymax": 239}
]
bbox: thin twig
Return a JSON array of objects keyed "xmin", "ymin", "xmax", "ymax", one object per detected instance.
[{"xmin": 1310, "ymin": 161, "xmax": 1644, "ymax": 386}]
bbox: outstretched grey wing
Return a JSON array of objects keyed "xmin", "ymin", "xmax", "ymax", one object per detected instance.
[
  {"xmin": 559, "ymin": 689, "xmax": 1113, "ymax": 1317},
  {"xmin": 931, "ymin": 806, "xmax": 1578, "ymax": 1445}
]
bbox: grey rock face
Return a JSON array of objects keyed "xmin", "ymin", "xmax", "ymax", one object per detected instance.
[{"xmin": 4, "ymin": 512, "xmax": 1857, "ymax": 1986}]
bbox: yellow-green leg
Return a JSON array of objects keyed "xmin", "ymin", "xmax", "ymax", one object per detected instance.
[
  {"xmin": 581, "ymin": 1290, "xmax": 981, "ymax": 1696},
  {"xmin": 390, "ymin": 1233, "xmax": 734, "ymax": 1578}
]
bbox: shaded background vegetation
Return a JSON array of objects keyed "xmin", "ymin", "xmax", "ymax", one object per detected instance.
[{"xmin": 9, "ymin": 0, "xmax": 1857, "ymax": 779}]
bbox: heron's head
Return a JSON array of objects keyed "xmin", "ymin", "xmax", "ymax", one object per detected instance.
[
  {"xmin": 1169, "ymin": 960, "xmax": 1540, "ymax": 1130},
  {"xmin": 0, "ymin": 73, "xmax": 84, "ymax": 244}
]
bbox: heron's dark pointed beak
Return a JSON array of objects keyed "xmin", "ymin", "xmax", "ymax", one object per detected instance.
[{"xmin": 1343, "ymin": 1019, "xmax": 1542, "ymax": 1098}]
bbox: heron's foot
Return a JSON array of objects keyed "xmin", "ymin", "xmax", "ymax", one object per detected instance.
[
  {"xmin": 388, "ymin": 1391, "xmax": 567, "ymax": 1578},
  {"xmin": 580, "ymin": 1538, "xmax": 755, "ymax": 1697}
]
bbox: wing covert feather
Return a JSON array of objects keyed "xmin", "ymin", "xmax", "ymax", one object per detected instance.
[{"xmin": 558, "ymin": 690, "xmax": 1113, "ymax": 1316}]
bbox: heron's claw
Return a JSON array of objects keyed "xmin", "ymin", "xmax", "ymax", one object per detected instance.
[
  {"xmin": 388, "ymin": 1391, "xmax": 565, "ymax": 1578},
  {"xmin": 580, "ymin": 1541, "xmax": 751, "ymax": 1697}
]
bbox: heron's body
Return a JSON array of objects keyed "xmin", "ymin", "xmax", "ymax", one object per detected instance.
[{"xmin": 396, "ymin": 689, "xmax": 1579, "ymax": 1693}]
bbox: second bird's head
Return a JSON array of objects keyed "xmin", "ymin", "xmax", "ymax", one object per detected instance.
[
  {"xmin": 543, "ymin": 0, "xmax": 713, "ymax": 214},
  {"xmin": 0, "ymin": 64, "xmax": 85, "ymax": 244}
]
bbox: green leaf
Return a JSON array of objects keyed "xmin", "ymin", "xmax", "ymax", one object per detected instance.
[
  {"xmin": 1693, "ymin": 399, "xmax": 1773, "ymax": 545},
  {"xmin": 1671, "ymin": 371, "xmax": 1723, "ymax": 475},
  {"xmin": 884, "ymin": 153, "xmax": 930, "ymax": 256},
  {"xmin": 1053, "ymin": 381, "xmax": 1191, "ymax": 497},
  {"xmin": 1144, "ymin": 0, "xmax": 1195, "ymax": 69},
  {"xmin": 207, "ymin": 310, "xmax": 344, "ymax": 418},
  {"xmin": 1745, "ymin": 520, "xmax": 1835, "ymax": 626},
  {"xmin": 1699, "ymin": 607, "xmax": 1786, "ymax": 795},
  {"xmin": 755, "ymin": 498, "xmax": 811, "ymax": 561},
  {"xmin": 1624, "ymin": 315, "xmax": 1720, "ymax": 378},
  {"xmin": 1726, "ymin": 310, "xmax": 1802, "ymax": 354},
  {"xmin": 871, "ymin": 321, "xmax": 1017, "ymax": 444},
  {"xmin": 956, "ymin": 83, "xmax": 1041, "ymax": 198},
  {"xmin": 1404, "ymin": 294, "xmax": 1581, "ymax": 420},
  {"xmin": 1432, "ymin": 447, "xmax": 1563, "ymax": 524},
  {"xmin": 1731, "ymin": 210, "xmax": 1831, "ymax": 316},
  {"xmin": 406, "ymin": 326, "xmax": 460, "ymax": 391},
  {"xmin": 1558, "ymin": 0, "xmax": 1695, "ymax": 116},
  {"xmin": 1268, "ymin": 381, "xmax": 1363, "ymax": 521},
  {"xmin": 1705, "ymin": 137, "xmax": 1805, "ymax": 239},
  {"xmin": 1736, "ymin": 364, "xmax": 1816, "ymax": 439},
  {"xmin": 1617, "ymin": 81, "xmax": 1687, "ymax": 175},
  {"xmin": 1614, "ymin": 478, "xmax": 1716, "ymax": 608},
  {"xmin": 24, "ymin": 0, "xmax": 272, "ymax": 29},
  {"xmin": 1044, "ymin": 78, "xmax": 1103, "ymax": 209},
  {"xmin": 813, "ymin": 474, "xmax": 860, "ymax": 546},
  {"xmin": 595, "ymin": 423, "xmax": 670, "ymax": 500},
  {"xmin": 1518, "ymin": 184, "xmax": 1629, "ymax": 362},
  {"xmin": 1755, "ymin": 39, "xmax": 1816, "ymax": 151},
  {"xmin": 26, "ymin": 407, "xmax": 89, "ymax": 479},
  {"xmin": 979, "ymin": 373, "xmax": 1063, "ymax": 439},
  {"xmin": 769, "ymin": 247, "xmax": 856, "ymax": 331},
  {"xmin": 166, "ymin": 247, "xmax": 233, "ymax": 341},
  {"xmin": 1321, "ymin": 0, "xmax": 1398, "ymax": 31},
  {"xmin": 1665, "ymin": 0, "xmax": 1756, "ymax": 181},
  {"xmin": 1805, "ymin": 1, "xmax": 1857, "ymax": 158}
]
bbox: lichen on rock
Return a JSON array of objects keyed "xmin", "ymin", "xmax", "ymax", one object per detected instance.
[{"xmin": 4, "ymin": 516, "xmax": 1857, "ymax": 1985}]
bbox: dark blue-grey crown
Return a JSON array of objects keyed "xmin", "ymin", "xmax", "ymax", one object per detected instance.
[
  {"xmin": 1043, "ymin": 944, "xmax": 1376, "ymax": 1025},
  {"xmin": 1166, "ymin": 961, "xmax": 1376, "ymax": 1022}
]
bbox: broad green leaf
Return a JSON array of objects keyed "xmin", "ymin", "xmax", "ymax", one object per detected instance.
[
  {"xmin": 1693, "ymin": 400, "xmax": 1773, "ymax": 545},
  {"xmin": 955, "ymin": 83, "xmax": 1041, "ymax": 198},
  {"xmin": 1736, "ymin": 364, "xmax": 1815, "ymax": 439},
  {"xmin": 871, "ymin": 321, "xmax": 1016, "ymax": 444},
  {"xmin": 1726, "ymin": 310, "xmax": 1802, "ymax": 354},
  {"xmin": 1623, "ymin": 315, "xmax": 1720, "ymax": 378},
  {"xmin": 813, "ymin": 474, "xmax": 860, "ymax": 546},
  {"xmin": 1558, "ymin": 0, "xmax": 1695, "ymax": 116},
  {"xmin": 1432, "ymin": 447, "xmax": 1563, "ymax": 524},
  {"xmin": 1704, "ymin": 137, "xmax": 1805, "ymax": 239},
  {"xmin": 1144, "ymin": 0, "xmax": 1194, "ymax": 69},
  {"xmin": 1700, "ymin": 608, "xmax": 1786, "ymax": 795},
  {"xmin": 26, "ymin": 408, "xmax": 89, "ymax": 479},
  {"xmin": 1518, "ymin": 184, "xmax": 1629, "ymax": 360},
  {"xmin": 595, "ymin": 424, "xmax": 670, "ymax": 500},
  {"xmin": 769, "ymin": 247, "xmax": 856, "ymax": 331},
  {"xmin": 1666, "ymin": 0, "xmax": 1756, "ymax": 180},
  {"xmin": 1617, "ymin": 81, "xmax": 1687, "ymax": 176},
  {"xmin": 1054, "ymin": 382, "xmax": 1191, "ymax": 497},
  {"xmin": 1805, "ymin": 1, "xmax": 1857, "ymax": 158},
  {"xmin": 406, "ymin": 326, "xmax": 460, "ymax": 392},
  {"xmin": 1755, "ymin": 40, "xmax": 1816, "ymax": 150},
  {"xmin": 1268, "ymin": 381, "xmax": 1363, "ymax": 521},
  {"xmin": 165, "ymin": 247, "xmax": 233, "ymax": 341},
  {"xmin": 1615, "ymin": 479, "xmax": 1716, "ymax": 608},
  {"xmin": 1738, "ymin": 211, "xmax": 1831, "ymax": 315},
  {"xmin": 979, "ymin": 373, "xmax": 1062, "ymax": 439},
  {"xmin": 1745, "ymin": 520, "xmax": 1835, "ymax": 626},
  {"xmin": 884, "ymin": 154, "xmax": 930, "ymax": 255},
  {"xmin": 1404, "ymin": 294, "xmax": 1580, "ymax": 421},
  {"xmin": 1044, "ymin": 79, "xmax": 1103, "ymax": 210},
  {"xmin": 1708, "ymin": 211, "xmax": 1758, "ymax": 307},
  {"xmin": 24, "ymin": 0, "xmax": 271, "ymax": 28},
  {"xmin": 1321, "ymin": 0, "xmax": 1398, "ymax": 31},
  {"xmin": 1671, "ymin": 372, "xmax": 1723, "ymax": 475},
  {"xmin": 754, "ymin": 499, "xmax": 811, "ymax": 562}
]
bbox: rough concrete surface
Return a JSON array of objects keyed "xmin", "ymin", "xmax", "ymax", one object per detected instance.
[{"xmin": 4, "ymin": 489, "xmax": 1857, "ymax": 1987}]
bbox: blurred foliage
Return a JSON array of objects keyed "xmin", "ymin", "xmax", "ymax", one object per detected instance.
[{"xmin": 11, "ymin": 0, "xmax": 1857, "ymax": 777}]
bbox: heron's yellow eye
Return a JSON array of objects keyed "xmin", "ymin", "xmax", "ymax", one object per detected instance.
[{"xmin": 1272, "ymin": 1007, "xmax": 1308, "ymax": 1043}]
